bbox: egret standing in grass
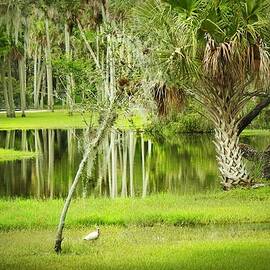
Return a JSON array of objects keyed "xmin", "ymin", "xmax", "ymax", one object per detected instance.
[{"xmin": 83, "ymin": 227, "xmax": 100, "ymax": 241}]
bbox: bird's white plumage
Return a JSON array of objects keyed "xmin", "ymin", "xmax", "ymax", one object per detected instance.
[{"xmin": 83, "ymin": 228, "xmax": 100, "ymax": 241}]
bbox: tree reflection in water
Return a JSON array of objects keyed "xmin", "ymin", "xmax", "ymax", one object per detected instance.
[{"xmin": 0, "ymin": 129, "xmax": 268, "ymax": 198}]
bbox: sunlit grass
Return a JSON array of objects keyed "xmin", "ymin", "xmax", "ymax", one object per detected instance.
[
  {"xmin": 0, "ymin": 188, "xmax": 269, "ymax": 230},
  {"xmin": 241, "ymin": 129, "xmax": 270, "ymax": 136},
  {"xmin": 1, "ymin": 189, "xmax": 269, "ymax": 269},
  {"xmin": 0, "ymin": 225, "xmax": 269, "ymax": 270},
  {"xmin": 0, "ymin": 148, "xmax": 37, "ymax": 162},
  {"xmin": 0, "ymin": 110, "xmax": 148, "ymax": 130}
]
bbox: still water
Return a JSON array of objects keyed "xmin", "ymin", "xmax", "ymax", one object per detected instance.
[{"xmin": 0, "ymin": 129, "xmax": 269, "ymax": 198}]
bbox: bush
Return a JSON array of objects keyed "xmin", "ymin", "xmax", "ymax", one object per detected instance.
[{"xmin": 147, "ymin": 113, "xmax": 213, "ymax": 136}]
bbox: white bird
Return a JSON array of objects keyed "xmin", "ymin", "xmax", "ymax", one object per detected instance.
[{"xmin": 83, "ymin": 228, "xmax": 100, "ymax": 241}]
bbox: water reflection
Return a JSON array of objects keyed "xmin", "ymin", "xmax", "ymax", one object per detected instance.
[{"xmin": 0, "ymin": 129, "xmax": 268, "ymax": 198}]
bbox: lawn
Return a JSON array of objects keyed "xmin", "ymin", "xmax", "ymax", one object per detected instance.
[
  {"xmin": 0, "ymin": 148, "xmax": 37, "ymax": 162},
  {"xmin": 0, "ymin": 188, "xmax": 270, "ymax": 230},
  {"xmin": 1, "ymin": 188, "xmax": 270, "ymax": 269},
  {"xmin": 0, "ymin": 110, "xmax": 148, "ymax": 130},
  {"xmin": 0, "ymin": 225, "xmax": 269, "ymax": 270}
]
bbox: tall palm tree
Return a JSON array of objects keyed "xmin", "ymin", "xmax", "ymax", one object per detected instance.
[{"xmin": 133, "ymin": 0, "xmax": 270, "ymax": 189}]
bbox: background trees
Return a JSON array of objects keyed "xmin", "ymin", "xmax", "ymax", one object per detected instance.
[{"xmin": 0, "ymin": 0, "xmax": 269, "ymax": 189}]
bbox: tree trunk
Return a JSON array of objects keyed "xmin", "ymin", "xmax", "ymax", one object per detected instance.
[
  {"xmin": 33, "ymin": 46, "xmax": 38, "ymax": 109},
  {"xmin": 238, "ymin": 96, "xmax": 270, "ymax": 135},
  {"xmin": 121, "ymin": 133, "xmax": 128, "ymax": 197},
  {"xmin": 1, "ymin": 67, "xmax": 11, "ymax": 117},
  {"xmin": 54, "ymin": 106, "xmax": 117, "ymax": 254},
  {"xmin": 18, "ymin": 57, "xmax": 26, "ymax": 117},
  {"xmin": 45, "ymin": 18, "xmax": 54, "ymax": 111},
  {"xmin": 7, "ymin": 57, "xmax": 15, "ymax": 118},
  {"xmin": 214, "ymin": 119, "xmax": 252, "ymax": 190},
  {"xmin": 65, "ymin": 22, "xmax": 74, "ymax": 115},
  {"xmin": 111, "ymin": 131, "xmax": 117, "ymax": 198},
  {"xmin": 128, "ymin": 131, "xmax": 136, "ymax": 197}
]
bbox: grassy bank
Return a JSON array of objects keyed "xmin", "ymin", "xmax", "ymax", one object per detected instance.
[
  {"xmin": 0, "ymin": 148, "xmax": 37, "ymax": 162},
  {"xmin": 241, "ymin": 129, "xmax": 270, "ymax": 136},
  {"xmin": 0, "ymin": 111, "xmax": 147, "ymax": 130},
  {"xmin": 1, "ymin": 189, "xmax": 269, "ymax": 269},
  {"xmin": 1, "ymin": 188, "xmax": 270, "ymax": 230},
  {"xmin": 0, "ymin": 225, "xmax": 269, "ymax": 270}
]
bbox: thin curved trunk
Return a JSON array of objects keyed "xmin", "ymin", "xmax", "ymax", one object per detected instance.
[{"xmin": 54, "ymin": 106, "xmax": 116, "ymax": 254}]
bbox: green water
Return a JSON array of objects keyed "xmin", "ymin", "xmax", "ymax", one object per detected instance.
[{"xmin": 0, "ymin": 129, "xmax": 268, "ymax": 198}]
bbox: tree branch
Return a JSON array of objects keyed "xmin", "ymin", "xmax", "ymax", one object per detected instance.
[{"xmin": 238, "ymin": 96, "xmax": 270, "ymax": 135}]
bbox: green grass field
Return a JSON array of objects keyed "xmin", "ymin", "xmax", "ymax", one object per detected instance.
[
  {"xmin": 0, "ymin": 189, "xmax": 270, "ymax": 269},
  {"xmin": 0, "ymin": 188, "xmax": 269, "ymax": 230},
  {"xmin": 0, "ymin": 148, "xmax": 37, "ymax": 162},
  {"xmin": 0, "ymin": 224, "xmax": 269, "ymax": 270},
  {"xmin": 0, "ymin": 111, "xmax": 148, "ymax": 130}
]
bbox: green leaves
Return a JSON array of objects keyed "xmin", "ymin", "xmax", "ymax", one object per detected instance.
[{"xmin": 0, "ymin": 29, "xmax": 10, "ymax": 57}]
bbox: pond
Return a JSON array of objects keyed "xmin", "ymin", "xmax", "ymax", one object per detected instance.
[{"xmin": 0, "ymin": 129, "xmax": 269, "ymax": 198}]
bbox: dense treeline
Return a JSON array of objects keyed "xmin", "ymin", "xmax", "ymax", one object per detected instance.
[{"xmin": 0, "ymin": 0, "xmax": 138, "ymax": 115}]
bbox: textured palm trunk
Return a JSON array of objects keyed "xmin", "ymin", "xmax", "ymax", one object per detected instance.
[{"xmin": 214, "ymin": 118, "xmax": 252, "ymax": 190}]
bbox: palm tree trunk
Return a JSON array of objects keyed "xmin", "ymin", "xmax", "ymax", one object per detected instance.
[{"xmin": 214, "ymin": 118, "xmax": 252, "ymax": 190}]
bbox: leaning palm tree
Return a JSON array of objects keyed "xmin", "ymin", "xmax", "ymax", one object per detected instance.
[{"xmin": 133, "ymin": 0, "xmax": 270, "ymax": 189}]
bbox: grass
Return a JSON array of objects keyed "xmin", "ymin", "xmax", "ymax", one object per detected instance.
[
  {"xmin": 0, "ymin": 148, "xmax": 37, "ymax": 162},
  {"xmin": 0, "ymin": 188, "xmax": 270, "ymax": 230},
  {"xmin": 242, "ymin": 129, "xmax": 270, "ymax": 136},
  {"xmin": 0, "ymin": 110, "xmax": 148, "ymax": 130},
  {"xmin": 1, "ymin": 189, "xmax": 270, "ymax": 269},
  {"xmin": 0, "ymin": 224, "xmax": 269, "ymax": 270}
]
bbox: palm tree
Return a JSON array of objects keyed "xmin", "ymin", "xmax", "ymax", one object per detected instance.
[{"xmin": 133, "ymin": 0, "xmax": 270, "ymax": 189}]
